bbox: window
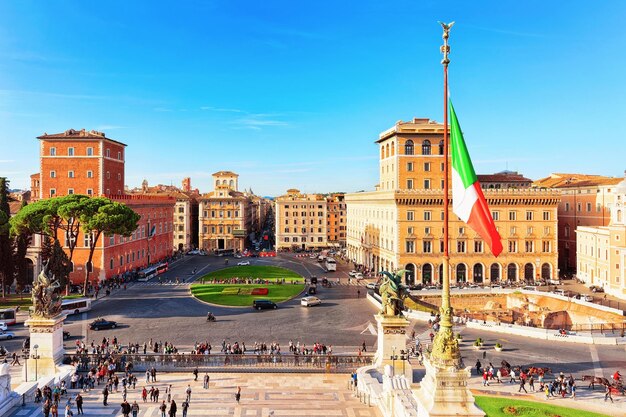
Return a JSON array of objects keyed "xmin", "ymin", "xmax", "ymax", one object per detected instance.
[
  {"xmin": 50, "ymin": 170, "xmax": 56, "ymax": 178},
  {"xmin": 118, "ymin": 151, "xmax": 122, "ymax": 160},
  {"xmin": 509, "ymin": 211, "xmax": 517, "ymax": 221},
  {"xmin": 438, "ymin": 140, "xmax": 444, "ymax": 155},
  {"xmin": 424, "ymin": 162, "xmax": 431, "ymax": 172},
  {"xmin": 50, "ymin": 189, "xmax": 56, "ymax": 197},
  {"xmin": 106, "ymin": 149, "xmax": 111, "ymax": 157},
  {"xmin": 474, "ymin": 241, "xmax": 483, "ymax": 253},
  {"xmin": 577, "ymin": 203, "xmax": 582, "ymax": 212},
  {"xmin": 404, "ymin": 140, "xmax": 414, "ymax": 155},
  {"xmin": 407, "ymin": 227, "xmax": 414, "ymax": 234},
  {"xmin": 586, "ymin": 202, "xmax": 592, "ymax": 212},
  {"xmin": 425, "ymin": 227, "xmax": 431, "ymax": 234},
  {"xmin": 424, "ymin": 211, "xmax": 432, "ymax": 221},
  {"xmin": 423, "ymin": 241, "xmax": 432, "ymax": 253},
  {"xmin": 110, "ymin": 259, "xmax": 114, "ymax": 270},
  {"xmin": 543, "ymin": 211, "xmax": 550, "ymax": 221},
  {"xmin": 564, "ymin": 225, "xmax": 570, "ymax": 238},
  {"xmin": 407, "ymin": 211, "xmax": 415, "ymax": 221},
  {"xmin": 508, "ymin": 240, "xmax": 517, "ymax": 253},
  {"xmin": 492, "ymin": 211, "xmax": 500, "ymax": 221},
  {"xmin": 68, "ymin": 188, "xmax": 74, "ymax": 195},
  {"xmin": 117, "ymin": 173, "xmax": 121, "ymax": 180},
  {"xmin": 422, "ymin": 140, "xmax": 431, "ymax": 155},
  {"xmin": 87, "ymin": 147, "xmax": 93, "ymax": 156},
  {"xmin": 50, "ymin": 147, "xmax": 56, "ymax": 156},
  {"xmin": 542, "ymin": 241, "xmax": 551, "ymax": 252},
  {"xmin": 596, "ymin": 203, "xmax": 602, "ymax": 212},
  {"xmin": 68, "ymin": 147, "xmax": 74, "ymax": 156},
  {"xmin": 405, "ymin": 241, "xmax": 415, "ymax": 253},
  {"xmin": 564, "ymin": 202, "xmax": 570, "ymax": 211},
  {"xmin": 424, "ymin": 179, "xmax": 431, "ymax": 189},
  {"xmin": 407, "ymin": 162, "xmax": 414, "ymax": 172},
  {"xmin": 68, "ymin": 170, "xmax": 74, "ymax": 178},
  {"xmin": 87, "ymin": 170, "xmax": 93, "ymax": 178},
  {"xmin": 526, "ymin": 211, "xmax": 534, "ymax": 221},
  {"xmin": 106, "ymin": 171, "xmax": 110, "ymax": 179},
  {"xmin": 457, "ymin": 241, "xmax": 466, "ymax": 253},
  {"xmin": 525, "ymin": 241, "xmax": 534, "ymax": 252},
  {"xmin": 87, "ymin": 189, "xmax": 93, "ymax": 196},
  {"xmin": 459, "ymin": 227, "xmax": 465, "ymax": 235}
]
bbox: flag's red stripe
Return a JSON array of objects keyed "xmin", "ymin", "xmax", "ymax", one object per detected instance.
[{"xmin": 466, "ymin": 183, "xmax": 503, "ymax": 257}]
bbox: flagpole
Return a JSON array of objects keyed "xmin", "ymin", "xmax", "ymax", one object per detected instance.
[{"xmin": 430, "ymin": 21, "xmax": 460, "ymax": 366}]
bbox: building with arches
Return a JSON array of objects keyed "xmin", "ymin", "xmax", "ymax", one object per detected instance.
[
  {"xmin": 576, "ymin": 174, "xmax": 626, "ymax": 299},
  {"xmin": 346, "ymin": 118, "xmax": 560, "ymax": 285}
]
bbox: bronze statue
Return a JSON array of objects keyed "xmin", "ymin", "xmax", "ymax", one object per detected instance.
[
  {"xmin": 31, "ymin": 262, "xmax": 62, "ymax": 318},
  {"xmin": 379, "ymin": 270, "xmax": 408, "ymax": 317}
]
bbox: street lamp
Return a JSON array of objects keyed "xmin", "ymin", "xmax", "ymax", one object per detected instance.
[{"xmin": 32, "ymin": 344, "xmax": 40, "ymax": 381}]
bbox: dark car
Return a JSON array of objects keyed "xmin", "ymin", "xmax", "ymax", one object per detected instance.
[
  {"xmin": 252, "ymin": 300, "xmax": 277, "ymax": 310},
  {"xmin": 89, "ymin": 318, "xmax": 118, "ymax": 330},
  {"xmin": 63, "ymin": 331, "xmax": 70, "ymax": 340}
]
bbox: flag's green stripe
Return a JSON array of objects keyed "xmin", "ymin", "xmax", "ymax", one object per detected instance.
[{"xmin": 449, "ymin": 99, "xmax": 477, "ymax": 188}]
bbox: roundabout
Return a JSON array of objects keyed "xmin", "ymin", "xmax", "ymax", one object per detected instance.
[{"xmin": 190, "ymin": 265, "xmax": 306, "ymax": 307}]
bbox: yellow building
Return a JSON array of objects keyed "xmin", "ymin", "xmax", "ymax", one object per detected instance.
[
  {"xmin": 275, "ymin": 189, "xmax": 329, "ymax": 251},
  {"xmin": 576, "ymin": 176, "xmax": 626, "ymax": 299},
  {"xmin": 198, "ymin": 171, "xmax": 256, "ymax": 252},
  {"xmin": 346, "ymin": 118, "xmax": 560, "ymax": 285}
]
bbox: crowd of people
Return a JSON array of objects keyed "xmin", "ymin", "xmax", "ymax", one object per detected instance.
[{"xmin": 74, "ymin": 338, "xmax": 181, "ymax": 356}]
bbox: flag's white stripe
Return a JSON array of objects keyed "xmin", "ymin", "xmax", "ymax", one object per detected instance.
[{"xmin": 452, "ymin": 168, "xmax": 478, "ymax": 222}]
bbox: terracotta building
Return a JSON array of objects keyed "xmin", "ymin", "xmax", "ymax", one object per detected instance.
[
  {"xmin": 533, "ymin": 173, "xmax": 623, "ymax": 276},
  {"xmin": 29, "ymin": 129, "xmax": 174, "ymax": 284},
  {"xmin": 198, "ymin": 171, "xmax": 259, "ymax": 252},
  {"xmin": 346, "ymin": 118, "xmax": 560, "ymax": 285},
  {"xmin": 326, "ymin": 194, "xmax": 346, "ymax": 247},
  {"xmin": 576, "ymin": 175, "xmax": 626, "ymax": 299}
]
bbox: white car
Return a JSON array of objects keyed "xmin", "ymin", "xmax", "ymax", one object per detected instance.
[
  {"xmin": 348, "ymin": 270, "xmax": 358, "ymax": 277},
  {"xmin": 354, "ymin": 273, "xmax": 364, "ymax": 280},
  {"xmin": 0, "ymin": 323, "xmax": 7, "ymax": 332},
  {"xmin": 301, "ymin": 296, "xmax": 322, "ymax": 307},
  {"xmin": 237, "ymin": 261, "xmax": 251, "ymax": 266},
  {"xmin": 0, "ymin": 331, "xmax": 15, "ymax": 340},
  {"xmin": 366, "ymin": 282, "xmax": 379, "ymax": 290},
  {"xmin": 581, "ymin": 294, "xmax": 593, "ymax": 302}
]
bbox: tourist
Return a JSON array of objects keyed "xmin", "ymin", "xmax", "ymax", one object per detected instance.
[
  {"xmin": 203, "ymin": 373, "xmax": 210, "ymax": 389},
  {"xmin": 518, "ymin": 377, "xmax": 528, "ymax": 393},
  {"xmin": 142, "ymin": 387, "xmax": 147, "ymax": 402},
  {"xmin": 528, "ymin": 375, "xmax": 535, "ymax": 391},
  {"xmin": 570, "ymin": 381, "xmax": 576, "ymax": 399},
  {"xmin": 186, "ymin": 384, "xmax": 192, "ymax": 401},
  {"xmin": 120, "ymin": 400, "xmax": 131, "ymax": 417},
  {"xmin": 604, "ymin": 383, "xmax": 613, "ymax": 403},
  {"xmin": 192, "ymin": 367, "xmax": 198, "ymax": 381},
  {"xmin": 131, "ymin": 401, "xmax": 140, "ymax": 417},
  {"xmin": 75, "ymin": 394, "xmax": 83, "ymax": 415},
  {"xmin": 235, "ymin": 386, "xmax": 241, "ymax": 403},
  {"xmin": 102, "ymin": 386, "xmax": 109, "ymax": 406},
  {"xmin": 159, "ymin": 401, "xmax": 167, "ymax": 417},
  {"xmin": 181, "ymin": 400, "xmax": 189, "ymax": 417},
  {"xmin": 482, "ymin": 370, "xmax": 489, "ymax": 386},
  {"xmin": 42, "ymin": 399, "xmax": 51, "ymax": 417},
  {"xmin": 475, "ymin": 359, "xmax": 481, "ymax": 376},
  {"xmin": 169, "ymin": 399, "xmax": 177, "ymax": 417},
  {"xmin": 509, "ymin": 369, "xmax": 516, "ymax": 384}
]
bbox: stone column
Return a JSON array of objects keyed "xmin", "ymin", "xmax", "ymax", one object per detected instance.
[
  {"xmin": 373, "ymin": 314, "xmax": 413, "ymax": 382},
  {"xmin": 23, "ymin": 314, "xmax": 66, "ymax": 382}
]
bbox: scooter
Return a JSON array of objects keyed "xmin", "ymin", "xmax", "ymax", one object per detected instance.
[{"xmin": 206, "ymin": 314, "xmax": 216, "ymax": 322}]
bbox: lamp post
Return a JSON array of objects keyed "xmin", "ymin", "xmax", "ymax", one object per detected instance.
[
  {"xmin": 390, "ymin": 346, "xmax": 398, "ymax": 375},
  {"xmin": 32, "ymin": 344, "xmax": 40, "ymax": 381},
  {"xmin": 400, "ymin": 349, "xmax": 407, "ymax": 375}
]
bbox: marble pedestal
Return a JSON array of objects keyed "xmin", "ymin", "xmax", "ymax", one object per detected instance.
[
  {"xmin": 23, "ymin": 314, "xmax": 66, "ymax": 382},
  {"xmin": 374, "ymin": 314, "xmax": 413, "ymax": 382},
  {"xmin": 414, "ymin": 356, "xmax": 484, "ymax": 417}
]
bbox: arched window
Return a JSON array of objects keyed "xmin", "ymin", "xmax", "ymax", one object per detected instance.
[
  {"xmin": 405, "ymin": 140, "xmax": 414, "ymax": 155},
  {"xmin": 381, "ymin": 146, "xmax": 385, "ymax": 159},
  {"xmin": 456, "ymin": 264, "xmax": 467, "ymax": 283},
  {"xmin": 422, "ymin": 140, "xmax": 431, "ymax": 155},
  {"xmin": 524, "ymin": 263, "xmax": 534, "ymax": 281},
  {"xmin": 490, "ymin": 263, "xmax": 500, "ymax": 283},
  {"xmin": 390, "ymin": 142, "xmax": 395, "ymax": 156},
  {"xmin": 229, "ymin": 179, "xmax": 234, "ymax": 187},
  {"xmin": 215, "ymin": 180, "xmax": 219, "ymax": 187},
  {"xmin": 422, "ymin": 264, "xmax": 433, "ymax": 284},
  {"xmin": 439, "ymin": 140, "xmax": 444, "ymax": 155},
  {"xmin": 405, "ymin": 263, "xmax": 415, "ymax": 285},
  {"xmin": 473, "ymin": 264, "xmax": 484, "ymax": 283},
  {"xmin": 507, "ymin": 263, "xmax": 518, "ymax": 281},
  {"xmin": 222, "ymin": 179, "xmax": 227, "ymax": 185},
  {"xmin": 541, "ymin": 263, "xmax": 551, "ymax": 280},
  {"xmin": 386, "ymin": 144, "xmax": 390, "ymax": 158}
]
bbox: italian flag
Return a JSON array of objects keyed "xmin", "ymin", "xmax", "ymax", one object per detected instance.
[{"xmin": 450, "ymin": 99, "xmax": 503, "ymax": 257}]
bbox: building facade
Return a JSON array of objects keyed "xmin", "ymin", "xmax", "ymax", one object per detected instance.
[
  {"xmin": 327, "ymin": 193, "xmax": 347, "ymax": 247},
  {"xmin": 346, "ymin": 118, "xmax": 560, "ymax": 284},
  {"xmin": 29, "ymin": 129, "xmax": 175, "ymax": 284},
  {"xmin": 198, "ymin": 171, "xmax": 256, "ymax": 252},
  {"xmin": 275, "ymin": 189, "xmax": 329, "ymax": 251},
  {"xmin": 533, "ymin": 173, "xmax": 622, "ymax": 276},
  {"xmin": 576, "ymin": 176, "xmax": 626, "ymax": 299}
]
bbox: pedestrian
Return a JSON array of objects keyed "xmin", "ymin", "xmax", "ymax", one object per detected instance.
[
  {"xmin": 570, "ymin": 381, "xmax": 576, "ymax": 399},
  {"xmin": 475, "ymin": 360, "xmax": 482, "ymax": 376},
  {"xmin": 528, "ymin": 375, "xmax": 535, "ymax": 391},
  {"xmin": 186, "ymin": 384, "xmax": 192, "ymax": 402},
  {"xmin": 43, "ymin": 399, "xmax": 51, "ymax": 417},
  {"xmin": 509, "ymin": 369, "xmax": 516, "ymax": 384},
  {"xmin": 11, "ymin": 352, "xmax": 21, "ymax": 366},
  {"xmin": 102, "ymin": 386, "xmax": 109, "ymax": 406},
  {"xmin": 159, "ymin": 401, "xmax": 167, "ymax": 417},
  {"xmin": 193, "ymin": 367, "xmax": 198, "ymax": 381},
  {"xmin": 131, "ymin": 401, "xmax": 140, "ymax": 417},
  {"xmin": 75, "ymin": 394, "xmax": 83, "ymax": 415},
  {"xmin": 235, "ymin": 386, "xmax": 241, "ymax": 403},
  {"xmin": 544, "ymin": 384, "xmax": 550, "ymax": 400},
  {"xmin": 518, "ymin": 377, "xmax": 528, "ymax": 393},
  {"xmin": 146, "ymin": 370, "xmax": 150, "ymax": 383},
  {"xmin": 482, "ymin": 370, "xmax": 489, "ymax": 387},
  {"xmin": 203, "ymin": 373, "xmax": 210, "ymax": 389},
  {"xmin": 169, "ymin": 399, "xmax": 177, "ymax": 417},
  {"xmin": 64, "ymin": 404, "xmax": 73, "ymax": 417},
  {"xmin": 120, "ymin": 400, "xmax": 131, "ymax": 417},
  {"xmin": 361, "ymin": 341, "xmax": 366, "ymax": 353},
  {"xmin": 357, "ymin": 289, "xmax": 360, "ymax": 298},
  {"xmin": 142, "ymin": 387, "xmax": 147, "ymax": 402},
  {"xmin": 604, "ymin": 383, "xmax": 613, "ymax": 403},
  {"xmin": 151, "ymin": 367, "xmax": 157, "ymax": 382},
  {"xmin": 181, "ymin": 400, "xmax": 189, "ymax": 417},
  {"xmin": 51, "ymin": 402, "xmax": 58, "ymax": 417}
]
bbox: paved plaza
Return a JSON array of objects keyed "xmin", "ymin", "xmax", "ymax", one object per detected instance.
[{"xmin": 7, "ymin": 373, "xmax": 382, "ymax": 417}]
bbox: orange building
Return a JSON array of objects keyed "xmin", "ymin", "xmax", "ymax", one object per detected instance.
[
  {"xmin": 29, "ymin": 129, "xmax": 175, "ymax": 284},
  {"xmin": 326, "ymin": 194, "xmax": 346, "ymax": 247},
  {"xmin": 533, "ymin": 173, "xmax": 623, "ymax": 276}
]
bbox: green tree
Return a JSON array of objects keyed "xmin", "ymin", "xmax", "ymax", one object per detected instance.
[
  {"xmin": 80, "ymin": 198, "xmax": 139, "ymax": 295},
  {"xmin": 0, "ymin": 178, "xmax": 15, "ymax": 298},
  {"xmin": 57, "ymin": 194, "xmax": 90, "ymax": 264},
  {"xmin": 47, "ymin": 239, "xmax": 71, "ymax": 290},
  {"xmin": 13, "ymin": 199, "xmax": 32, "ymax": 293}
]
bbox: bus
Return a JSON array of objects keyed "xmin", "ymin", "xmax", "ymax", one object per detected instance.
[
  {"xmin": 137, "ymin": 265, "xmax": 159, "ymax": 281},
  {"xmin": 216, "ymin": 249, "xmax": 235, "ymax": 257},
  {"xmin": 61, "ymin": 298, "xmax": 92, "ymax": 315},
  {"xmin": 0, "ymin": 307, "xmax": 18, "ymax": 326},
  {"xmin": 325, "ymin": 258, "xmax": 337, "ymax": 272},
  {"xmin": 156, "ymin": 262, "xmax": 168, "ymax": 274}
]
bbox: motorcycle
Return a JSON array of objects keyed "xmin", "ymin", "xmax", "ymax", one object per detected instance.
[{"xmin": 206, "ymin": 313, "xmax": 216, "ymax": 322}]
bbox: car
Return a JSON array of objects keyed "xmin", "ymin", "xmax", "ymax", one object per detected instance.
[
  {"xmin": 63, "ymin": 330, "xmax": 70, "ymax": 340},
  {"xmin": 467, "ymin": 284, "xmax": 480, "ymax": 289},
  {"xmin": 0, "ymin": 331, "xmax": 15, "ymax": 340},
  {"xmin": 366, "ymin": 282, "xmax": 380, "ymax": 290},
  {"xmin": 354, "ymin": 273, "xmax": 364, "ymax": 280},
  {"xmin": 301, "ymin": 296, "xmax": 322, "ymax": 307},
  {"xmin": 589, "ymin": 285, "xmax": 604, "ymax": 293},
  {"xmin": 89, "ymin": 318, "xmax": 118, "ymax": 331},
  {"xmin": 581, "ymin": 294, "xmax": 593, "ymax": 302},
  {"xmin": 348, "ymin": 270, "xmax": 358, "ymax": 277},
  {"xmin": 0, "ymin": 323, "xmax": 7, "ymax": 332},
  {"xmin": 234, "ymin": 254, "xmax": 242, "ymax": 258},
  {"xmin": 408, "ymin": 284, "xmax": 423, "ymax": 290},
  {"xmin": 237, "ymin": 261, "xmax": 251, "ymax": 266},
  {"xmin": 252, "ymin": 300, "xmax": 277, "ymax": 310}
]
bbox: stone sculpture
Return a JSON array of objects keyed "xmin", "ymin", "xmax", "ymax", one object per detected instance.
[
  {"xmin": 379, "ymin": 270, "xmax": 408, "ymax": 317},
  {"xmin": 31, "ymin": 262, "xmax": 62, "ymax": 318}
]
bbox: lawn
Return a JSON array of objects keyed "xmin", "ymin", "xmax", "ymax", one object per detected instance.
[
  {"xmin": 474, "ymin": 396, "xmax": 610, "ymax": 417},
  {"xmin": 191, "ymin": 266, "xmax": 306, "ymax": 307},
  {"xmin": 0, "ymin": 294, "xmax": 84, "ymax": 309},
  {"xmin": 196, "ymin": 265, "xmax": 305, "ymax": 283}
]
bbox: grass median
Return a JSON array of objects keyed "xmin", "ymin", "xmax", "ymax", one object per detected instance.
[
  {"xmin": 191, "ymin": 266, "xmax": 306, "ymax": 307},
  {"xmin": 474, "ymin": 396, "xmax": 610, "ymax": 417}
]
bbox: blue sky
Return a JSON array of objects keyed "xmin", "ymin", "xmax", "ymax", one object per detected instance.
[{"xmin": 1, "ymin": 1, "xmax": 625, "ymax": 196}]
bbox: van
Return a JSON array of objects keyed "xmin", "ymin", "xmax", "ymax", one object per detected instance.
[{"xmin": 252, "ymin": 300, "xmax": 277, "ymax": 310}]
